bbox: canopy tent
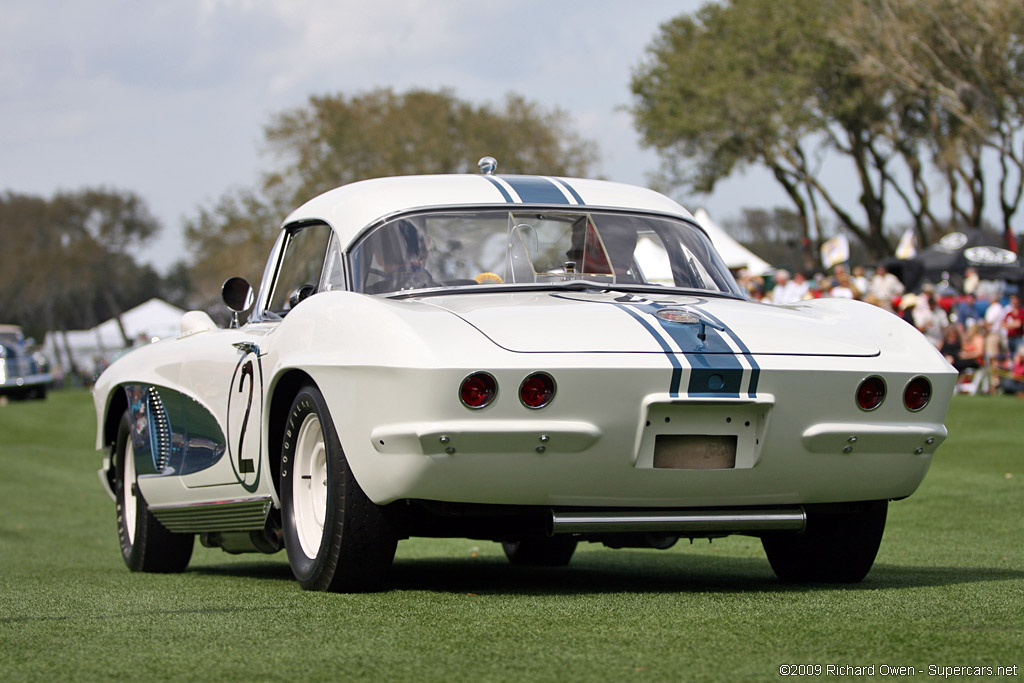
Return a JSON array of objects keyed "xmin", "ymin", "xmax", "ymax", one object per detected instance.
[
  {"xmin": 42, "ymin": 298, "xmax": 187, "ymax": 375},
  {"xmin": 885, "ymin": 229, "xmax": 1024, "ymax": 291},
  {"xmin": 692, "ymin": 208, "xmax": 772, "ymax": 276}
]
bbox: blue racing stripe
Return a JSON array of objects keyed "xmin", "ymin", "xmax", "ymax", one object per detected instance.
[
  {"xmin": 696, "ymin": 309, "xmax": 761, "ymax": 397},
  {"xmin": 685, "ymin": 358, "xmax": 744, "ymax": 398},
  {"xmin": 618, "ymin": 305, "xmax": 683, "ymax": 397},
  {"xmin": 501, "ymin": 176, "xmax": 570, "ymax": 204},
  {"xmin": 613, "ymin": 297, "xmax": 746, "ymax": 398},
  {"xmin": 641, "ymin": 304, "xmax": 744, "ymax": 398},
  {"xmin": 554, "ymin": 178, "xmax": 585, "ymax": 204},
  {"xmin": 483, "ymin": 176, "xmax": 514, "ymax": 202}
]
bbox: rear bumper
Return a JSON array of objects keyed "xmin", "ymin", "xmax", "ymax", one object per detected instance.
[
  {"xmin": 345, "ymin": 400, "xmax": 947, "ymax": 508},
  {"xmin": 316, "ymin": 354, "xmax": 956, "ymax": 509},
  {"xmin": 549, "ymin": 507, "xmax": 806, "ymax": 534}
]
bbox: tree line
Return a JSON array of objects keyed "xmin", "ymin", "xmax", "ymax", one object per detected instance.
[{"xmin": 0, "ymin": 188, "xmax": 184, "ymax": 344}]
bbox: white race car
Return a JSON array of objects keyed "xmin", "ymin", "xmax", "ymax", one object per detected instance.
[{"xmin": 93, "ymin": 161, "xmax": 956, "ymax": 591}]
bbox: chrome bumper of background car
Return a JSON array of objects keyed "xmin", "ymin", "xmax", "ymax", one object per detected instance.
[{"xmin": 549, "ymin": 507, "xmax": 806, "ymax": 534}]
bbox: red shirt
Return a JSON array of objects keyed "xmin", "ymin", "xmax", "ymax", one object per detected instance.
[{"xmin": 1004, "ymin": 307, "xmax": 1024, "ymax": 339}]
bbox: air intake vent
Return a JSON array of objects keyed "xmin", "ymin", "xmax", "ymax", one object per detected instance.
[{"xmin": 148, "ymin": 387, "xmax": 172, "ymax": 472}]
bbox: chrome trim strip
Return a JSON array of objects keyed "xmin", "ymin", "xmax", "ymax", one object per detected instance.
[
  {"xmin": 550, "ymin": 508, "xmax": 806, "ymax": 534},
  {"xmin": 149, "ymin": 496, "xmax": 273, "ymax": 533}
]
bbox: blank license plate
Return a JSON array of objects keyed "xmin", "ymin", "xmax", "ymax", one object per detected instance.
[{"xmin": 653, "ymin": 435, "xmax": 737, "ymax": 470}]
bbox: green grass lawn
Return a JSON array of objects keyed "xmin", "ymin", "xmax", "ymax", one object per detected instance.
[{"xmin": 1, "ymin": 390, "xmax": 1020, "ymax": 681}]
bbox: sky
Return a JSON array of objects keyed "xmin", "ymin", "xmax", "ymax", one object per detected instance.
[{"xmin": 1, "ymin": 0, "xmax": 788, "ymax": 273}]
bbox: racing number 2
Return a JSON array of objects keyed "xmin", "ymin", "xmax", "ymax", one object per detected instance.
[{"xmin": 236, "ymin": 360, "xmax": 256, "ymax": 474}]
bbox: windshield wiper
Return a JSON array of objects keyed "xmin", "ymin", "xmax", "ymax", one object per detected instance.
[
  {"xmin": 548, "ymin": 280, "xmax": 745, "ymax": 300},
  {"xmin": 385, "ymin": 280, "xmax": 745, "ymax": 301}
]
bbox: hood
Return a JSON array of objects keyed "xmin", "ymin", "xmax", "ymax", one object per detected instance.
[{"xmin": 419, "ymin": 290, "xmax": 880, "ymax": 356}]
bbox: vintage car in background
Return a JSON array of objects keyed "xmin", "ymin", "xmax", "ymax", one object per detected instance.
[
  {"xmin": 92, "ymin": 160, "xmax": 957, "ymax": 592},
  {"xmin": 0, "ymin": 324, "xmax": 52, "ymax": 400}
]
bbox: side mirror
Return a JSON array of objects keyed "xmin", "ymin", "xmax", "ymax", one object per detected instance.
[{"xmin": 222, "ymin": 277, "xmax": 254, "ymax": 328}]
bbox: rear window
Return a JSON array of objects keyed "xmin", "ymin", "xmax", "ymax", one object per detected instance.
[{"xmin": 349, "ymin": 210, "xmax": 742, "ymax": 297}]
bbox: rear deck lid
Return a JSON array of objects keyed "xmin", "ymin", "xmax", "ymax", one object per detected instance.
[{"xmin": 421, "ymin": 290, "xmax": 881, "ymax": 356}]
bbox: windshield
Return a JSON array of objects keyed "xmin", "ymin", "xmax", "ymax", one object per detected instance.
[{"xmin": 348, "ymin": 210, "xmax": 744, "ymax": 297}]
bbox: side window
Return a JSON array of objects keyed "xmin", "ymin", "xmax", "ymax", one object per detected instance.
[{"xmin": 267, "ymin": 223, "xmax": 332, "ymax": 315}]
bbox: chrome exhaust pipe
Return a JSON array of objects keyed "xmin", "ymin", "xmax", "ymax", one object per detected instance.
[{"xmin": 550, "ymin": 508, "xmax": 806, "ymax": 534}]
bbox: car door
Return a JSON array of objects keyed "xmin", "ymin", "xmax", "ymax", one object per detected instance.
[
  {"xmin": 179, "ymin": 221, "xmax": 336, "ymax": 490},
  {"xmin": 170, "ymin": 322, "xmax": 275, "ymax": 491}
]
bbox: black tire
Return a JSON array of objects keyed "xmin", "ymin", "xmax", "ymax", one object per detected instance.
[
  {"xmin": 114, "ymin": 412, "xmax": 194, "ymax": 572},
  {"xmin": 502, "ymin": 537, "xmax": 578, "ymax": 567},
  {"xmin": 280, "ymin": 384, "xmax": 397, "ymax": 592},
  {"xmin": 761, "ymin": 501, "xmax": 888, "ymax": 583}
]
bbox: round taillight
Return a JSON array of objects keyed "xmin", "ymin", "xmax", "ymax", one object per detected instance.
[
  {"xmin": 904, "ymin": 376, "xmax": 932, "ymax": 412},
  {"xmin": 460, "ymin": 372, "xmax": 496, "ymax": 409},
  {"xmin": 856, "ymin": 376, "xmax": 886, "ymax": 411},
  {"xmin": 519, "ymin": 372, "xmax": 556, "ymax": 409}
]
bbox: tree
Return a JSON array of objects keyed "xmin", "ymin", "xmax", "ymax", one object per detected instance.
[
  {"xmin": 835, "ymin": 0, "xmax": 1024, "ymax": 248},
  {"xmin": 630, "ymin": 0, "xmax": 854, "ymax": 268},
  {"xmin": 0, "ymin": 188, "xmax": 162, "ymax": 343},
  {"xmin": 630, "ymin": 0, "xmax": 1024, "ymax": 265},
  {"xmin": 184, "ymin": 88, "xmax": 600, "ymax": 308},
  {"xmin": 159, "ymin": 261, "xmax": 196, "ymax": 311},
  {"xmin": 182, "ymin": 188, "xmax": 281, "ymax": 312},
  {"xmin": 262, "ymin": 88, "xmax": 598, "ymax": 208}
]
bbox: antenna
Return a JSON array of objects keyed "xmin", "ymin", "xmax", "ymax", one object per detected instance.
[{"xmin": 477, "ymin": 156, "xmax": 498, "ymax": 175}]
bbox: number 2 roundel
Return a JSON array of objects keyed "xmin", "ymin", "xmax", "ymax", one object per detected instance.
[{"xmin": 227, "ymin": 348, "xmax": 264, "ymax": 492}]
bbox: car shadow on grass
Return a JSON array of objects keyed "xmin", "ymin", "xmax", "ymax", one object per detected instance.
[
  {"xmin": 388, "ymin": 554, "xmax": 1024, "ymax": 595},
  {"xmin": 191, "ymin": 558, "xmax": 295, "ymax": 582},
  {"xmin": 190, "ymin": 552, "xmax": 1024, "ymax": 595}
]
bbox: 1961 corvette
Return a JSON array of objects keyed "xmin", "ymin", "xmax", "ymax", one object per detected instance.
[{"xmin": 92, "ymin": 159, "xmax": 956, "ymax": 591}]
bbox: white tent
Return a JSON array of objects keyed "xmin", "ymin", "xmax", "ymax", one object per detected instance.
[
  {"xmin": 43, "ymin": 298, "xmax": 187, "ymax": 375},
  {"xmin": 693, "ymin": 208, "xmax": 772, "ymax": 276}
]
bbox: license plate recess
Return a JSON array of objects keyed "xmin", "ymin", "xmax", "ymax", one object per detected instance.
[{"xmin": 636, "ymin": 403, "xmax": 768, "ymax": 470}]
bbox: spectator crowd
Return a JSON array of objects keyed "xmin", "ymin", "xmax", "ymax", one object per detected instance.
[{"xmin": 740, "ymin": 265, "xmax": 1024, "ymax": 397}]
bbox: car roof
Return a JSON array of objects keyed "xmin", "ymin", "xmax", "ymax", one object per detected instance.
[{"xmin": 283, "ymin": 174, "xmax": 695, "ymax": 247}]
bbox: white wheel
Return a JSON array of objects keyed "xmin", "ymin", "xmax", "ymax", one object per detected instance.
[
  {"xmin": 123, "ymin": 438, "xmax": 137, "ymax": 545},
  {"xmin": 115, "ymin": 411, "xmax": 193, "ymax": 572},
  {"xmin": 281, "ymin": 384, "xmax": 398, "ymax": 592},
  {"xmin": 292, "ymin": 413, "xmax": 329, "ymax": 559}
]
